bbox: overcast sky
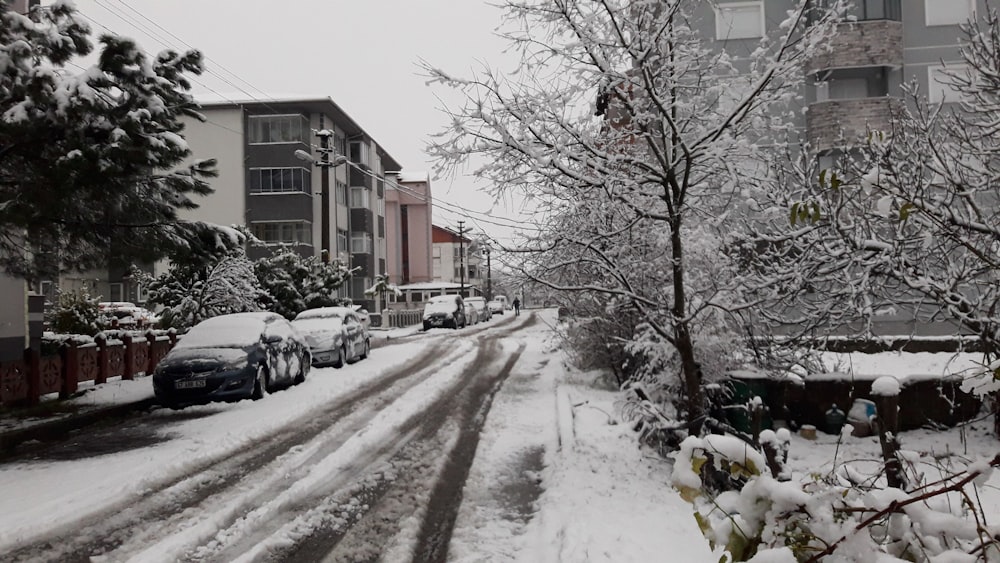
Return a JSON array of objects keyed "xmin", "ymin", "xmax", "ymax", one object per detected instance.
[{"xmin": 71, "ymin": 0, "xmax": 523, "ymax": 242}]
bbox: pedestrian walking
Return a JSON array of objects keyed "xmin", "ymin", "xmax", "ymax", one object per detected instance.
[{"xmin": 512, "ymin": 297, "xmax": 521, "ymax": 316}]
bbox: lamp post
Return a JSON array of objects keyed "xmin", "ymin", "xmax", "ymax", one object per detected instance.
[{"xmin": 294, "ymin": 125, "xmax": 347, "ymax": 263}]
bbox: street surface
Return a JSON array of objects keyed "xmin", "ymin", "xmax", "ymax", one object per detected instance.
[{"xmin": 1, "ymin": 314, "xmax": 540, "ymax": 562}]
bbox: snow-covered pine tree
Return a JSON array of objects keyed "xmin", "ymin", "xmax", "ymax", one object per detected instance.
[{"xmin": 0, "ymin": 2, "xmax": 223, "ymax": 281}]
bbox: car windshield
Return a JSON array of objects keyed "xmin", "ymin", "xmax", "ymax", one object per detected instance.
[
  {"xmin": 175, "ymin": 316, "xmax": 267, "ymax": 349},
  {"xmin": 291, "ymin": 317, "xmax": 344, "ymax": 332},
  {"xmin": 425, "ymin": 297, "xmax": 458, "ymax": 314},
  {"xmin": 295, "ymin": 307, "xmax": 350, "ymax": 321}
]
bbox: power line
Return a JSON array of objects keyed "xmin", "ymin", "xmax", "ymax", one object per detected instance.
[{"xmin": 107, "ymin": 0, "xmax": 277, "ymax": 104}]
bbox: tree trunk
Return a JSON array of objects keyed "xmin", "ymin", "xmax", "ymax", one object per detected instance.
[{"xmin": 669, "ymin": 216, "xmax": 705, "ymax": 434}]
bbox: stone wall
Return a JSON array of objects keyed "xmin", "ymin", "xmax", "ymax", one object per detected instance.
[{"xmin": 809, "ymin": 20, "xmax": 903, "ymax": 72}]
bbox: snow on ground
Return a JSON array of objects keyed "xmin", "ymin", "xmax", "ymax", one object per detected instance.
[
  {"xmin": 0, "ymin": 332, "xmax": 452, "ymax": 552},
  {"xmin": 451, "ymin": 310, "xmax": 716, "ymax": 562}
]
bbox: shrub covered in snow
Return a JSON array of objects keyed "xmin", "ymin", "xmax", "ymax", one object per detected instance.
[
  {"xmin": 672, "ymin": 434, "xmax": 1000, "ymax": 561},
  {"xmin": 253, "ymin": 246, "xmax": 354, "ymax": 319},
  {"xmin": 47, "ymin": 287, "xmax": 101, "ymax": 336}
]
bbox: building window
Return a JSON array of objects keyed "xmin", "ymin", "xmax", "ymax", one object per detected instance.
[
  {"xmin": 337, "ymin": 229, "xmax": 348, "ymax": 253},
  {"xmin": 109, "ymin": 282, "xmax": 123, "ymax": 302},
  {"xmin": 468, "ymin": 266, "xmax": 478, "ymax": 279},
  {"xmin": 335, "ymin": 180, "xmax": 347, "ymax": 205},
  {"xmin": 928, "ymin": 64, "xmax": 966, "ymax": 103},
  {"xmin": 351, "ymin": 233, "xmax": 372, "ymax": 254},
  {"xmin": 858, "ymin": 0, "xmax": 901, "ymax": 20},
  {"xmin": 925, "ymin": 0, "xmax": 973, "ymax": 26},
  {"xmin": 715, "ymin": 1, "xmax": 763, "ymax": 40},
  {"xmin": 249, "ymin": 167, "xmax": 312, "ymax": 194},
  {"xmin": 250, "ymin": 221, "xmax": 313, "ymax": 245},
  {"xmin": 411, "ymin": 292, "xmax": 423, "ymax": 302},
  {"xmin": 248, "ymin": 114, "xmax": 310, "ymax": 144},
  {"xmin": 376, "ymin": 195, "xmax": 385, "ymax": 216},
  {"xmin": 349, "ymin": 140, "xmax": 370, "ymax": 165},
  {"xmin": 432, "ymin": 247, "xmax": 441, "ymax": 258},
  {"xmin": 350, "ymin": 187, "xmax": 371, "ymax": 209}
]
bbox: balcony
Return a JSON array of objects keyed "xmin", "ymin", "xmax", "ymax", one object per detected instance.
[
  {"xmin": 805, "ymin": 97, "xmax": 905, "ymax": 152},
  {"xmin": 808, "ymin": 20, "xmax": 902, "ymax": 73}
]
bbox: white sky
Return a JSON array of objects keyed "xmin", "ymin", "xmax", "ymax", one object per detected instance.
[{"xmin": 70, "ymin": 0, "xmax": 525, "ymax": 243}]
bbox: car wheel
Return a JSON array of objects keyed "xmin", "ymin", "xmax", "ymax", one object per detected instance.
[
  {"xmin": 294, "ymin": 354, "xmax": 309, "ymax": 384},
  {"xmin": 360, "ymin": 339, "xmax": 370, "ymax": 360},
  {"xmin": 252, "ymin": 366, "xmax": 269, "ymax": 400},
  {"xmin": 423, "ymin": 321, "xmax": 431, "ymax": 331},
  {"xmin": 333, "ymin": 346, "xmax": 345, "ymax": 369}
]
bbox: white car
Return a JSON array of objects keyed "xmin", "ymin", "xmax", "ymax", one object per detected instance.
[
  {"xmin": 422, "ymin": 294, "xmax": 467, "ymax": 330},
  {"xmin": 465, "ymin": 296, "xmax": 491, "ymax": 321},
  {"xmin": 487, "ymin": 300, "xmax": 506, "ymax": 315},
  {"xmin": 292, "ymin": 307, "xmax": 370, "ymax": 367}
]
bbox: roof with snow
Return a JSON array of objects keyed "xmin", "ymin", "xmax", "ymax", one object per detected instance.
[
  {"xmin": 396, "ymin": 281, "xmax": 465, "ymax": 290},
  {"xmin": 194, "ymin": 95, "xmax": 402, "ymax": 171},
  {"xmin": 398, "ymin": 171, "xmax": 429, "ymax": 183}
]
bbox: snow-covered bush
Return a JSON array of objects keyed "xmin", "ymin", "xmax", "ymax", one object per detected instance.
[
  {"xmin": 47, "ymin": 287, "xmax": 101, "ymax": 336},
  {"xmin": 672, "ymin": 435, "xmax": 1000, "ymax": 561},
  {"xmin": 254, "ymin": 246, "xmax": 354, "ymax": 319},
  {"xmin": 148, "ymin": 251, "xmax": 266, "ymax": 330}
]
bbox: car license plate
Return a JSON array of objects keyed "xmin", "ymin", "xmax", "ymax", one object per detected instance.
[
  {"xmin": 316, "ymin": 353, "xmax": 330, "ymax": 362},
  {"xmin": 176, "ymin": 379, "xmax": 206, "ymax": 389}
]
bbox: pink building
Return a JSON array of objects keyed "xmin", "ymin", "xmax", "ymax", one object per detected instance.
[{"xmin": 385, "ymin": 172, "xmax": 434, "ymax": 285}]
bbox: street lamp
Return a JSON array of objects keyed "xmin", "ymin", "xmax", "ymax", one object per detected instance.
[{"xmin": 294, "ymin": 138, "xmax": 347, "ymax": 263}]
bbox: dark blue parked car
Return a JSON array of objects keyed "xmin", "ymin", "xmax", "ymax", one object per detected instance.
[{"xmin": 153, "ymin": 312, "xmax": 311, "ymax": 407}]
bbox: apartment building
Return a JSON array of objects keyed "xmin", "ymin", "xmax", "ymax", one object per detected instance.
[
  {"xmin": 702, "ymin": 0, "xmax": 969, "ymax": 153},
  {"xmin": 385, "ymin": 172, "xmax": 434, "ymax": 286},
  {"xmin": 430, "ymin": 225, "xmax": 485, "ymax": 296},
  {"xmin": 175, "ymin": 97, "xmax": 402, "ymax": 311}
]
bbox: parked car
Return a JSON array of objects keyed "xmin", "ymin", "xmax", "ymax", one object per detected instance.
[
  {"xmin": 292, "ymin": 306, "xmax": 370, "ymax": 367},
  {"xmin": 152, "ymin": 312, "xmax": 310, "ymax": 407},
  {"xmin": 98, "ymin": 301, "xmax": 159, "ymax": 329},
  {"xmin": 422, "ymin": 294, "xmax": 467, "ymax": 330},
  {"xmin": 465, "ymin": 296, "xmax": 491, "ymax": 322},
  {"xmin": 487, "ymin": 299, "xmax": 506, "ymax": 315},
  {"xmin": 351, "ymin": 305, "xmax": 372, "ymax": 331}
]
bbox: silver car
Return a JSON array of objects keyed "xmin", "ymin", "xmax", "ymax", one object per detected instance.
[{"xmin": 292, "ymin": 307, "xmax": 371, "ymax": 368}]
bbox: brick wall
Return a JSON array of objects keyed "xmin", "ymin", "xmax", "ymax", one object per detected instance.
[
  {"xmin": 809, "ymin": 20, "xmax": 903, "ymax": 72},
  {"xmin": 806, "ymin": 97, "xmax": 904, "ymax": 152}
]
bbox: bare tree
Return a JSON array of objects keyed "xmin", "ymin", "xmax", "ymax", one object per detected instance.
[{"xmin": 426, "ymin": 0, "xmax": 844, "ymax": 432}]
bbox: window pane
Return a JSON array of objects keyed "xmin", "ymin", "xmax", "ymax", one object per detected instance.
[
  {"xmin": 716, "ymin": 3, "xmax": 762, "ymax": 40},
  {"xmin": 925, "ymin": 0, "xmax": 970, "ymax": 26}
]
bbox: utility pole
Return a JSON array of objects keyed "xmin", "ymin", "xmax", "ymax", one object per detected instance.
[
  {"xmin": 458, "ymin": 220, "xmax": 466, "ymax": 297},
  {"xmin": 317, "ymin": 116, "xmax": 331, "ymax": 263},
  {"xmin": 485, "ymin": 244, "xmax": 492, "ymax": 301}
]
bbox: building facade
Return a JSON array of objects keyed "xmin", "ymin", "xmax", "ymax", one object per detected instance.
[
  {"xmin": 385, "ymin": 172, "xmax": 434, "ymax": 287},
  {"xmin": 175, "ymin": 97, "xmax": 402, "ymax": 311},
  {"xmin": 431, "ymin": 225, "xmax": 484, "ymax": 296},
  {"xmin": 700, "ymin": 0, "xmax": 970, "ymax": 152}
]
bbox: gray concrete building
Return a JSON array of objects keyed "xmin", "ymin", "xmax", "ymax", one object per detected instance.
[
  {"xmin": 700, "ymin": 0, "xmax": 972, "ymax": 152},
  {"xmin": 176, "ymin": 97, "xmax": 402, "ymax": 311}
]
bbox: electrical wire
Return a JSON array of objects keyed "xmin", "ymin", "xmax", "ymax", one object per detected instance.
[{"xmin": 77, "ymin": 2, "xmax": 538, "ymax": 240}]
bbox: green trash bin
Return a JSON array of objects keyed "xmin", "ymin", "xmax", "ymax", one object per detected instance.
[{"xmin": 722, "ymin": 378, "xmax": 773, "ymax": 434}]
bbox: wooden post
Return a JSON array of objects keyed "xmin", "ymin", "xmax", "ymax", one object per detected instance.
[
  {"xmin": 24, "ymin": 348, "xmax": 41, "ymax": 406},
  {"xmin": 60, "ymin": 343, "xmax": 80, "ymax": 399},
  {"xmin": 873, "ymin": 378, "xmax": 906, "ymax": 489},
  {"xmin": 122, "ymin": 334, "xmax": 135, "ymax": 380},
  {"xmin": 146, "ymin": 332, "xmax": 157, "ymax": 375},
  {"xmin": 95, "ymin": 334, "xmax": 109, "ymax": 385},
  {"xmin": 750, "ymin": 398, "xmax": 764, "ymax": 448}
]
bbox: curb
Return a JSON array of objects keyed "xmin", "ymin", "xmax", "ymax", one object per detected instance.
[{"xmin": 0, "ymin": 398, "xmax": 158, "ymax": 456}]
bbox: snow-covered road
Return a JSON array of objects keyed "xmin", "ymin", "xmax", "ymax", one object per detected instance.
[{"xmin": 0, "ymin": 310, "xmax": 715, "ymax": 562}]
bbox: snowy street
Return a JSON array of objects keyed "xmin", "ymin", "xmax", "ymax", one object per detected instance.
[{"xmin": 0, "ymin": 310, "xmax": 713, "ymax": 562}]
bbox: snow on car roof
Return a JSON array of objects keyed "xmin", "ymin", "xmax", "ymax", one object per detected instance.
[
  {"xmin": 176, "ymin": 312, "xmax": 279, "ymax": 349},
  {"xmin": 294, "ymin": 307, "xmax": 353, "ymax": 320}
]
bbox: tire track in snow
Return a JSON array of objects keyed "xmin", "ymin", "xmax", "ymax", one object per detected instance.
[{"xmin": 2, "ymin": 342, "xmax": 455, "ymax": 563}]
